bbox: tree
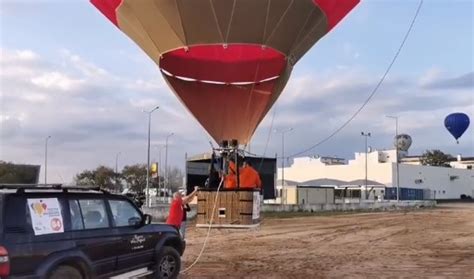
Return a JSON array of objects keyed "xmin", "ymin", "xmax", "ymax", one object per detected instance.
[
  {"xmin": 121, "ymin": 164, "xmax": 147, "ymax": 193},
  {"xmin": 75, "ymin": 166, "xmax": 118, "ymax": 190},
  {"xmin": 0, "ymin": 161, "xmax": 40, "ymax": 184},
  {"xmin": 420, "ymin": 150, "xmax": 453, "ymax": 167}
]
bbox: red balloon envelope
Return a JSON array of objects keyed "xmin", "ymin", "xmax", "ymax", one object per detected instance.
[{"xmin": 91, "ymin": 0, "xmax": 360, "ymax": 144}]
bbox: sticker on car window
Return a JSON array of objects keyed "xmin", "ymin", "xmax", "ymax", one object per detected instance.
[{"xmin": 27, "ymin": 198, "xmax": 64, "ymax": 235}]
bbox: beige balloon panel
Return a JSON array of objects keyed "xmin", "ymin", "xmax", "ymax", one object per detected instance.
[{"xmin": 115, "ymin": 0, "xmax": 330, "ymax": 144}]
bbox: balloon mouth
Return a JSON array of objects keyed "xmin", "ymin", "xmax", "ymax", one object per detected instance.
[
  {"xmin": 159, "ymin": 44, "xmax": 287, "ymax": 84},
  {"xmin": 160, "ymin": 69, "xmax": 280, "ymax": 86}
]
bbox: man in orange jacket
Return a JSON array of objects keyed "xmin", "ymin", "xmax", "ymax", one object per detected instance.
[
  {"xmin": 224, "ymin": 160, "xmax": 237, "ymax": 189},
  {"xmin": 239, "ymin": 160, "xmax": 261, "ymax": 189}
]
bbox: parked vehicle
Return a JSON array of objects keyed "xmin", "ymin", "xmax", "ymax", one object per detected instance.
[{"xmin": 0, "ymin": 184, "xmax": 185, "ymax": 279}]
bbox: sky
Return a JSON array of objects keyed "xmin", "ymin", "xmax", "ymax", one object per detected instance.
[{"xmin": 1, "ymin": 0, "xmax": 473, "ymax": 184}]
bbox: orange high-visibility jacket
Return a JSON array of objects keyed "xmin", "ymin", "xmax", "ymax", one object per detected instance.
[
  {"xmin": 224, "ymin": 161, "xmax": 237, "ymax": 189},
  {"xmin": 239, "ymin": 166, "xmax": 262, "ymax": 189}
]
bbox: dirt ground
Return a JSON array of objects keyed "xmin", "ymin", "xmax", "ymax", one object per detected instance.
[{"xmin": 180, "ymin": 203, "xmax": 474, "ymax": 278}]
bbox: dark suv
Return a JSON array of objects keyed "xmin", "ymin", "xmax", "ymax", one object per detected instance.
[{"xmin": 0, "ymin": 185, "xmax": 184, "ymax": 279}]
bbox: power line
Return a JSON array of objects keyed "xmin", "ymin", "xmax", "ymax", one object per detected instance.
[{"xmin": 290, "ymin": 0, "xmax": 424, "ymax": 158}]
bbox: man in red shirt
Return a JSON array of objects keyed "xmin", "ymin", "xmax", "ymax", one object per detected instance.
[{"xmin": 166, "ymin": 186, "xmax": 199, "ymax": 230}]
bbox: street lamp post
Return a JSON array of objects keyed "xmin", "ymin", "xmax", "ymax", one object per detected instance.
[
  {"xmin": 361, "ymin": 132, "xmax": 371, "ymax": 200},
  {"xmin": 275, "ymin": 128, "xmax": 293, "ymax": 204},
  {"xmin": 144, "ymin": 105, "xmax": 159, "ymax": 207},
  {"xmin": 44, "ymin": 136, "xmax": 51, "ymax": 185},
  {"xmin": 165, "ymin": 132, "xmax": 174, "ymax": 201},
  {"xmin": 115, "ymin": 152, "xmax": 121, "ymax": 189},
  {"xmin": 386, "ymin": 115, "xmax": 400, "ymax": 202},
  {"xmin": 153, "ymin": 145, "xmax": 164, "ymax": 201},
  {"xmin": 115, "ymin": 152, "xmax": 121, "ymax": 174}
]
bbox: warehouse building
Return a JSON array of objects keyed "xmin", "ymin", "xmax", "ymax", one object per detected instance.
[{"xmin": 274, "ymin": 149, "xmax": 474, "ymax": 203}]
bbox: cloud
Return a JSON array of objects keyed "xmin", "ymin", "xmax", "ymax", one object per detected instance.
[
  {"xmin": 31, "ymin": 71, "xmax": 84, "ymax": 91},
  {"xmin": 1, "ymin": 48, "xmax": 211, "ymax": 182},
  {"xmin": 1, "ymin": 48, "xmax": 473, "ymax": 183},
  {"xmin": 420, "ymin": 71, "xmax": 474, "ymax": 90},
  {"xmin": 251, "ymin": 68, "xmax": 473, "ymax": 160}
]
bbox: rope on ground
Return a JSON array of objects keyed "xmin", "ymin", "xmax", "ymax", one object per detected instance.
[{"xmin": 180, "ymin": 177, "xmax": 224, "ymax": 274}]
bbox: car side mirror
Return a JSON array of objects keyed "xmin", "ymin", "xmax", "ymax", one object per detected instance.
[
  {"xmin": 128, "ymin": 217, "xmax": 142, "ymax": 227},
  {"xmin": 143, "ymin": 214, "xmax": 152, "ymax": 225}
]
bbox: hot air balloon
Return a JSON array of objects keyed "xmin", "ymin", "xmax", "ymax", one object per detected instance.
[
  {"xmin": 444, "ymin": 113, "xmax": 470, "ymax": 144},
  {"xmin": 91, "ymin": 0, "xmax": 360, "ymax": 145},
  {"xmin": 394, "ymin": 134, "xmax": 412, "ymax": 152}
]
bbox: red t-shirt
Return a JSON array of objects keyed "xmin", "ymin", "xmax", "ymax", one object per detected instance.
[{"xmin": 166, "ymin": 198, "xmax": 183, "ymax": 228}]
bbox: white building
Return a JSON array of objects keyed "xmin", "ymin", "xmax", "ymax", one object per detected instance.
[{"xmin": 277, "ymin": 150, "xmax": 474, "ymax": 200}]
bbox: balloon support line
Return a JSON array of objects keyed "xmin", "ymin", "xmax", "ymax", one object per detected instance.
[
  {"xmin": 289, "ymin": 0, "xmax": 424, "ymax": 158},
  {"xmin": 180, "ymin": 177, "xmax": 224, "ymax": 274}
]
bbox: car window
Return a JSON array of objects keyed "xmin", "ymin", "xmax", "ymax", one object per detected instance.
[
  {"xmin": 78, "ymin": 199, "xmax": 109, "ymax": 229},
  {"xmin": 4, "ymin": 196, "xmax": 29, "ymax": 232},
  {"xmin": 109, "ymin": 199, "xmax": 142, "ymax": 227},
  {"xmin": 69, "ymin": 200, "xmax": 84, "ymax": 230}
]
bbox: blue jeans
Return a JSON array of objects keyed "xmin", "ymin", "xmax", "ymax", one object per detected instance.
[{"xmin": 179, "ymin": 221, "xmax": 187, "ymax": 239}]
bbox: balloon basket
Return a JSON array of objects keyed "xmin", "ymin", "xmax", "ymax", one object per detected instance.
[{"xmin": 196, "ymin": 189, "xmax": 261, "ymax": 229}]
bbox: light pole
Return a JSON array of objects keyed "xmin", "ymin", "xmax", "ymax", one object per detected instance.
[
  {"xmin": 144, "ymin": 105, "xmax": 159, "ymax": 207},
  {"xmin": 275, "ymin": 128, "xmax": 293, "ymax": 204},
  {"xmin": 153, "ymin": 145, "xmax": 165, "ymax": 201},
  {"xmin": 386, "ymin": 115, "xmax": 400, "ymax": 202},
  {"xmin": 115, "ymin": 152, "xmax": 121, "ymax": 174},
  {"xmin": 361, "ymin": 132, "xmax": 371, "ymax": 200},
  {"xmin": 165, "ymin": 132, "xmax": 174, "ymax": 200},
  {"xmin": 115, "ymin": 152, "xmax": 121, "ymax": 189},
  {"xmin": 44, "ymin": 136, "xmax": 51, "ymax": 185}
]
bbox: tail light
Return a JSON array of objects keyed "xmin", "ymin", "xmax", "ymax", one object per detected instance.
[{"xmin": 0, "ymin": 246, "xmax": 10, "ymax": 277}]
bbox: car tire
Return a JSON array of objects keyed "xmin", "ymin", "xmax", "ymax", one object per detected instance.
[
  {"xmin": 49, "ymin": 265, "xmax": 82, "ymax": 279},
  {"xmin": 154, "ymin": 246, "xmax": 181, "ymax": 279}
]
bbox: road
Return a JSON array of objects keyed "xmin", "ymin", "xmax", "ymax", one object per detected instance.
[{"xmin": 180, "ymin": 203, "xmax": 474, "ymax": 278}]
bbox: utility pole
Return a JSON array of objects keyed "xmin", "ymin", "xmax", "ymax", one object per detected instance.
[
  {"xmin": 144, "ymin": 105, "xmax": 159, "ymax": 207},
  {"xmin": 386, "ymin": 115, "xmax": 400, "ymax": 202},
  {"xmin": 361, "ymin": 132, "xmax": 371, "ymax": 200},
  {"xmin": 44, "ymin": 136, "xmax": 51, "ymax": 185}
]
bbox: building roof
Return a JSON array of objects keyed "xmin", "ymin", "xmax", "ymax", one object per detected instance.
[
  {"xmin": 276, "ymin": 179, "xmax": 300, "ymax": 186},
  {"xmin": 344, "ymin": 179, "xmax": 385, "ymax": 186},
  {"xmin": 300, "ymin": 178, "xmax": 348, "ymax": 186}
]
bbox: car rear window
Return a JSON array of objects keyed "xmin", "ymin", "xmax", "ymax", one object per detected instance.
[
  {"xmin": 4, "ymin": 196, "xmax": 31, "ymax": 233},
  {"xmin": 4, "ymin": 195, "xmax": 68, "ymax": 235}
]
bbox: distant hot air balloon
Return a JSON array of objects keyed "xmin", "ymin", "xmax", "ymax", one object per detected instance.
[
  {"xmin": 394, "ymin": 134, "xmax": 412, "ymax": 152},
  {"xmin": 91, "ymin": 0, "xmax": 360, "ymax": 145},
  {"xmin": 444, "ymin": 113, "xmax": 470, "ymax": 144}
]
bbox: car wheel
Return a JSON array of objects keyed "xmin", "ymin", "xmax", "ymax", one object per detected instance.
[
  {"xmin": 49, "ymin": 265, "xmax": 82, "ymax": 279},
  {"xmin": 155, "ymin": 246, "xmax": 181, "ymax": 279}
]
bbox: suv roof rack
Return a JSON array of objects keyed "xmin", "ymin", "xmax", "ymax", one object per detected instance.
[{"xmin": 0, "ymin": 184, "xmax": 110, "ymax": 194}]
